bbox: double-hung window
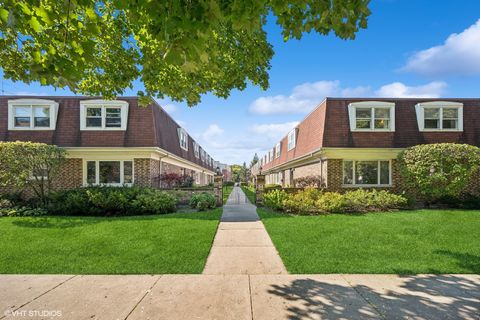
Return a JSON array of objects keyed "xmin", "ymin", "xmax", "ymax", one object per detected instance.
[
  {"xmin": 178, "ymin": 128, "xmax": 188, "ymax": 151},
  {"xmin": 287, "ymin": 129, "xmax": 297, "ymax": 150},
  {"xmin": 8, "ymin": 99, "xmax": 59, "ymax": 130},
  {"xmin": 348, "ymin": 101, "xmax": 395, "ymax": 131},
  {"xmin": 86, "ymin": 160, "xmax": 133, "ymax": 186},
  {"xmin": 275, "ymin": 143, "xmax": 281, "ymax": 158},
  {"xmin": 80, "ymin": 100, "xmax": 129, "ymax": 130},
  {"xmin": 193, "ymin": 142, "xmax": 200, "ymax": 158},
  {"xmin": 415, "ymin": 101, "xmax": 463, "ymax": 131},
  {"xmin": 343, "ymin": 160, "xmax": 391, "ymax": 186}
]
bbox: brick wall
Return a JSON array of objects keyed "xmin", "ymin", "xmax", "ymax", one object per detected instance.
[
  {"xmin": 134, "ymin": 158, "xmax": 161, "ymax": 187},
  {"xmin": 52, "ymin": 158, "xmax": 83, "ymax": 190}
]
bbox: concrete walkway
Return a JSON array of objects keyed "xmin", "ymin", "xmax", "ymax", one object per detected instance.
[
  {"xmin": 203, "ymin": 186, "xmax": 287, "ymax": 275},
  {"xmin": 1, "ymin": 274, "xmax": 478, "ymax": 319}
]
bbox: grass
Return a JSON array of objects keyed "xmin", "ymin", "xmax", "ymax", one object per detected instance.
[
  {"xmin": 223, "ymin": 185, "xmax": 233, "ymax": 203},
  {"xmin": 259, "ymin": 208, "xmax": 480, "ymax": 274},
  {"xmin": 0, "ymin": 209, "xmax": 222, "ymax": 274},
  {"xmin": 241, "ymin": 185, "xmax": 256, "ymax": 204}
]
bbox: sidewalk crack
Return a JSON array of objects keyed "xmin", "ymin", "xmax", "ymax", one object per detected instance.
[
  {"xmin": 124, "ymin": 275, "xmax": 162, "ymax": 320},
  {"xmin": 341, "ymin": 274, "xmax": 387, "ymax": 320},
  {"xmin": 248, "ymin": 275, "xmax": 254, "ymax": 320}
]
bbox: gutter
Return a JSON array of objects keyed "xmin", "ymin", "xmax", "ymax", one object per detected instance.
[{"xmin": 262, "ymin": 147, "xmax": 323, "ymax": 173}]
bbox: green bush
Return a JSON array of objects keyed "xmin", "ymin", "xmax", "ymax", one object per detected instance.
[
  {"xmin": 265, "ymin": 184, "xmax": 282, "ymax": 189},
  {"xmin": 48, "ymin": 186, "xmax": 177, "ymax": 216},
  {"xmin": 189, "ymin": 192, "xmax": 216, "ymax": 211},
  {"xmin": 397, "ymin": 143, "xmax": 480, "ymax": 201},
  {"xmin": 264, "ymin": 189, "xmax": 289, "ymax": 211},
  {"xmin": 283, "ymin": 188, "xmax": 323, "ymax": 214},
  {"xmin": 276, "ymin": 188, "xmax": 407, "ymax": 214},
  {"xmin": 223, "ymin": 181, "xmax": 235, "ymax": 187},
  {"xmin": 0, "ymin": 206, "xmax": 47, "ymax": 217}
]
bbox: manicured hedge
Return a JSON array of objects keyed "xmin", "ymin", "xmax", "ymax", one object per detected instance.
[{"xmin": 189, "ymin": 192, "xmax": 216, "ymax": 211}]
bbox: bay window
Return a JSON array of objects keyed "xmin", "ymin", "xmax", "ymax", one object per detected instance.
[
  {"xmin": 348, "ymin": 101, "xmax": 395, "ymax": 131},
  {"xmin": 415, "ymin": 101, "xmax": 463, "ymax": 131},
  {"xmin": 343, "ymin": 160, "xmax": 391, "ymax": 186},
  {"xmin": 85, "ymin": 160, "xmax": 133, "ymax": 185},
  {"xmin": 8, "ymin": 99, "xmax": 59, "ymax": 130},
  {"xmin": 80, "ymin": 100, "xmax": 129, "ymax": 130}
]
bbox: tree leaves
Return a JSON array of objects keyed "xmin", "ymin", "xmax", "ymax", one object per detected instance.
[{"xmin": 0, "ymin": 0, "xmax": 371, "ymax": 106}]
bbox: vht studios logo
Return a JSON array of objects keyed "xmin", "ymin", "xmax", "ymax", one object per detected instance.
[{"xmin": 4, "ymin": 309, "xmax": 62, "ymax": 318}]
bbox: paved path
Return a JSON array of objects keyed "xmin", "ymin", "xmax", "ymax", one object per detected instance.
[
  {"xmin": 1, "ymin": 274, "xmax": 478, "ymax": 319},
  {"xmin": 203, "ymin": 186, "xmax": 287, "ymax": 275}
]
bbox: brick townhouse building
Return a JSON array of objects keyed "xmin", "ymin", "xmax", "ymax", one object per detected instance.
[
  {"xmin": 0, "ymin": 96, "xmax": 215, "ymax": 190},
  {"xmin": 252, "ymin": 98, "xmax": 480, "ymax": 192}
]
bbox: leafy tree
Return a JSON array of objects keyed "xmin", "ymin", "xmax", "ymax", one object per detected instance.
[
  {"xmin": 250, "ymin": 153, "xmax": 259, "ymax": 167},
  {"xmin": 397, "ymin": 143, "xmax": 480, "ymax": 200},
  {"xmin": 0, "ymin": 141, "xmax": 66, "ymax": 205},
  {"xmin": 0, "ymin": 0, "xmax": 371, "ymax": 106}
]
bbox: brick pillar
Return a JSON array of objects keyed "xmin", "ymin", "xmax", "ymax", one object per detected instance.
[
  {"xmin": 214, "ymin": 174, "xmax": 223, "ymax": 206},
  {"xmin": 255, "ymin": 174, "xmax": 265, "ymax": 206}
]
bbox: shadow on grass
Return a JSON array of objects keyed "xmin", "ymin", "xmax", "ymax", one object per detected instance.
[
  {"xmin": 434, "ymin": 250, "xmax": 480, "ymax": 274},
  {"xmin": 10, "ymin": 209, "xmax": 222, "ymax": 229},
  {"xmin": 267, "ymin": 275, "xmax": 479, "ymax": 320}
]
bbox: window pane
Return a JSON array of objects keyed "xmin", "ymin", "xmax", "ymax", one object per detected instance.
[
  {"xmin": 105, "ymin": 108, "xmax": 121, "ymax": 127},
  {"xmin": 106, "ymin": 108, "xmax": 121, "ymax": 116},
  {"xmin": 424, "ymin": 108, "xmax": 439, "ymax": 118},
  {"xmin": 355, "ymin": 161, "xmax": 378, "ymax": 185},
  {"xmin": 86, "ymin": 118, "xmax": 102, "ymax": 127},
  {"xmin": 356, "ymin": 119, "xmax": 371, "ymax": 129},
  {"xmin": 374, "ymin": 108, "xmax": 390, "ymax": 119},
  {"xmin": 87, "ymin": 107, "xmax": 102, "ymax": 117},
  {"xmin": 87, "ymin": 161, "xmax": 96, "ymax": 184},
  {"xmin": 380, "ymin": 161, "xmax": 390, "ymax": 185},
  {"xmin": 343, "ymin": 161, "xmax": 353, "ymax": 185},
  {"xmin": 14, "ymin": 106, "xmax": 31, "ymax": 117},
  {"xmin": 443, "ymin": 108, "xmax": 458, "ymax": 118},
  {"xmin": 424, "ymin": 119, "xmax": 439, "ymax": 129},
  {"xmin": 33, "ymin": 106, "xmax": 50, "ymax": 127},
  {"xmin": 374, "ymin": 119, "xmax": 390, "ymax": 129},
  {"xmin": 124, "ymin": 161, "xmax": 133, "ymax": 184},
  {"xmin": 443, "ymin": 119, "xmax": 457, "ymax": 129},
  {"xmin": 14, "ymin": 117, "xmax": 31, "ymax": 127},
  {"xmin": 356, "ymin": 108, "xmax": 371, "ymax": 118},
  {"xmin": 99, "ymin": 161, "xmax": 121, "ymax": 184}
]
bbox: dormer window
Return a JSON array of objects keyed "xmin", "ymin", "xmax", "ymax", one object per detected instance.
[
  {"xmin": 275, "ymin": 143, "xmax": 281, "ymax": 158},
  {"xmin": 80, "ymin": 100, "xmax": 129, "ymax": 131},
  {"xmin": 415, "ymin": 101, "xmax": 463, "ymax": 131},
  {"xmin": 8, "ymin": 99, "xmax": 59, "ymax": 130},
  {"xmin": 178, "ymin": 128, "xmax": 188, "ymax": 151},
  {"xmin": 287, "ymin": 129, "xmax": 297, "ymax": 150},
  {"xmin": 348, "ymin": 101, "xmax": 395, "ymax": 132},
  {"xmin": 193, "ymin": 142, "xmax": 200, "ymax": 158}
]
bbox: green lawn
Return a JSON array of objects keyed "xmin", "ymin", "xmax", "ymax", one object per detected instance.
[
  {"xmin": 223, "ymin": 185, "xmax": 233, "ymax": 203},
  {"xmin": 259, "ymin": 208, "xmax": 480, "ymax": 274},
  {"xmin": 0, "ymin": 209, "xmax": 222, "ymax": 274},
  {"xmin": 241, "ymin": 185, "xmax": 256, "ymax": 204}
]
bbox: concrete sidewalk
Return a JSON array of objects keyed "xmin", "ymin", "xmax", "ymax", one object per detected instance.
[
  {"xmin": 203, "ymin": 186, "xmax": 287, "ymax": 274},
  {"xmin": 1, "ymin": 274, "xmax": 478, "ymax": 319}
]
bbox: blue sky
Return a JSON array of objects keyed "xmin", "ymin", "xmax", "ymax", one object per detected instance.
[{"xmin": 2, "ymin": 0, "xmax": 480, "ymax": 164}]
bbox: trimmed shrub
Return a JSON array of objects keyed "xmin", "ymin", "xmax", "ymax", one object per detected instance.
[
  {"xmin": 264, "ymin": 189, "xmax": 288, "ymax": 211},
  {"xmin": 397, "ymin": 143, "xmax": 480, "ymax": 201},
  {"xmin": 341, "ymin": 189, "xmax": 408, "ymax": 213},
  {"xmin": 265, "ymin": 184, "xmax": 282, "ymax": 189},
  {"xmin": 223, "ymin": 181, "xmax": 235, "ymax": 187},
  {"xmin": 48, "ymin": 186, "xmax": 177, "ymax": 216},
  {"xmin": 294, "ymin": 176, "xmax": 324, "ymax": 188},
  {"xmin": 0, "ymin": 206, "xmax": 47, "ymax": 217},
  {"xmin": 283, "ymin": 188, "xmax": 324, "ymax": 214},
  {"xmin": 189, "ymin": 192, "xmax": 216, "ymax": 211}
]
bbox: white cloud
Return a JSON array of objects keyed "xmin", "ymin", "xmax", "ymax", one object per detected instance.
[
  {"xmin": 375, "ymin": 81, "xmax": 447, "ymax": 98},
  {"xmin": 402, "ymin": 19, "xmax": 480, "ymax": 75},
  {"xmin": 249, "ymin": 80, "xmax": 370, "ymax": 115},
  {"xmin": 162, "ymin": 103, "xmax": 177, "ymax": 113},
  {"xmin": 201, "ymin": 124, "xmax": 224, "ymax": 143},
  {"xmin": 249, "ymin": 121, "xmax": 299, "ymax": 140}
]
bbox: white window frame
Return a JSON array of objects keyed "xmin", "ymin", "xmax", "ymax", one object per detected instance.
[
  {"xmin": 193, "ymin": 142, "xmax": 200, "ymax": 158},
  {"xmin": 269, "ymin": 149, "xmax": 274, "ymax": 162},
  {"xmin": 83, "ymin": 159, "xmax": 134, "ymax": 186},
  {"xmin": 275, "ymin": 143, "xmax": 281, "ymax": 158},
  {"xmin": 80, "ymin": 100, "xmax": 129, "ymax": 131},
  {"xmin": 415, "ymin": 101, "xmax": 463, "ymax": 132},
  {"xmin": 287, "ymin": 129, "xmax": 297, "ymax": 151},
  {"xmin": 348, "ymin": 101, "xmax": 395, "ymax": 132},
  {"xmin": 8, "ymin": 99, "xmax": 59, "ymax": 130},
  {"xmin": 342, "ymin": 160, "xmax": 392, "ymax": 187},
  {"xmin": 178, "ymin": 128, "xmax": 189, "ymax": 151},
  {"xmin": 200, "ymin": 149, "xmax": 206, "ymax": 162}
]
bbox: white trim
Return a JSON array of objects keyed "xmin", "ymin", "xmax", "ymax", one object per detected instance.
[
  {"xmin": 80, "ymin": 100, "xmax": 129, "ymax": 131},
  {"xmin": 342, "ymin": 159, "xmax": 392, "ymax": 187},
  {"xmin": 8, "ymin": 99, "xmax": 59, "ymax": 130},
  {"xmin": 287, "ymin": 128, "xmax": 297, "ymax": 151},
  {"xmin": 275, "ymin": 142, "xmax": 281, "ymax": 158},
  {"xmin": 178, "ymin": 127, "xmax": 189, "ymax": 151},
  {"xmin": 348, "ymin": 101, "xmax": 395, "ymax": 132},
  {"xmin": 83, "ymin": 159, "xmax": 134, "ymax": 186},
  {"xmin": 415, "ymin": 101, "xmax": 463, "ymax": 132}
]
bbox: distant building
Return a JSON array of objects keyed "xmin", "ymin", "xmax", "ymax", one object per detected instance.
[{"xmin": 214, "ymin": 161, "xmax": 232, "ymax": 182}]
